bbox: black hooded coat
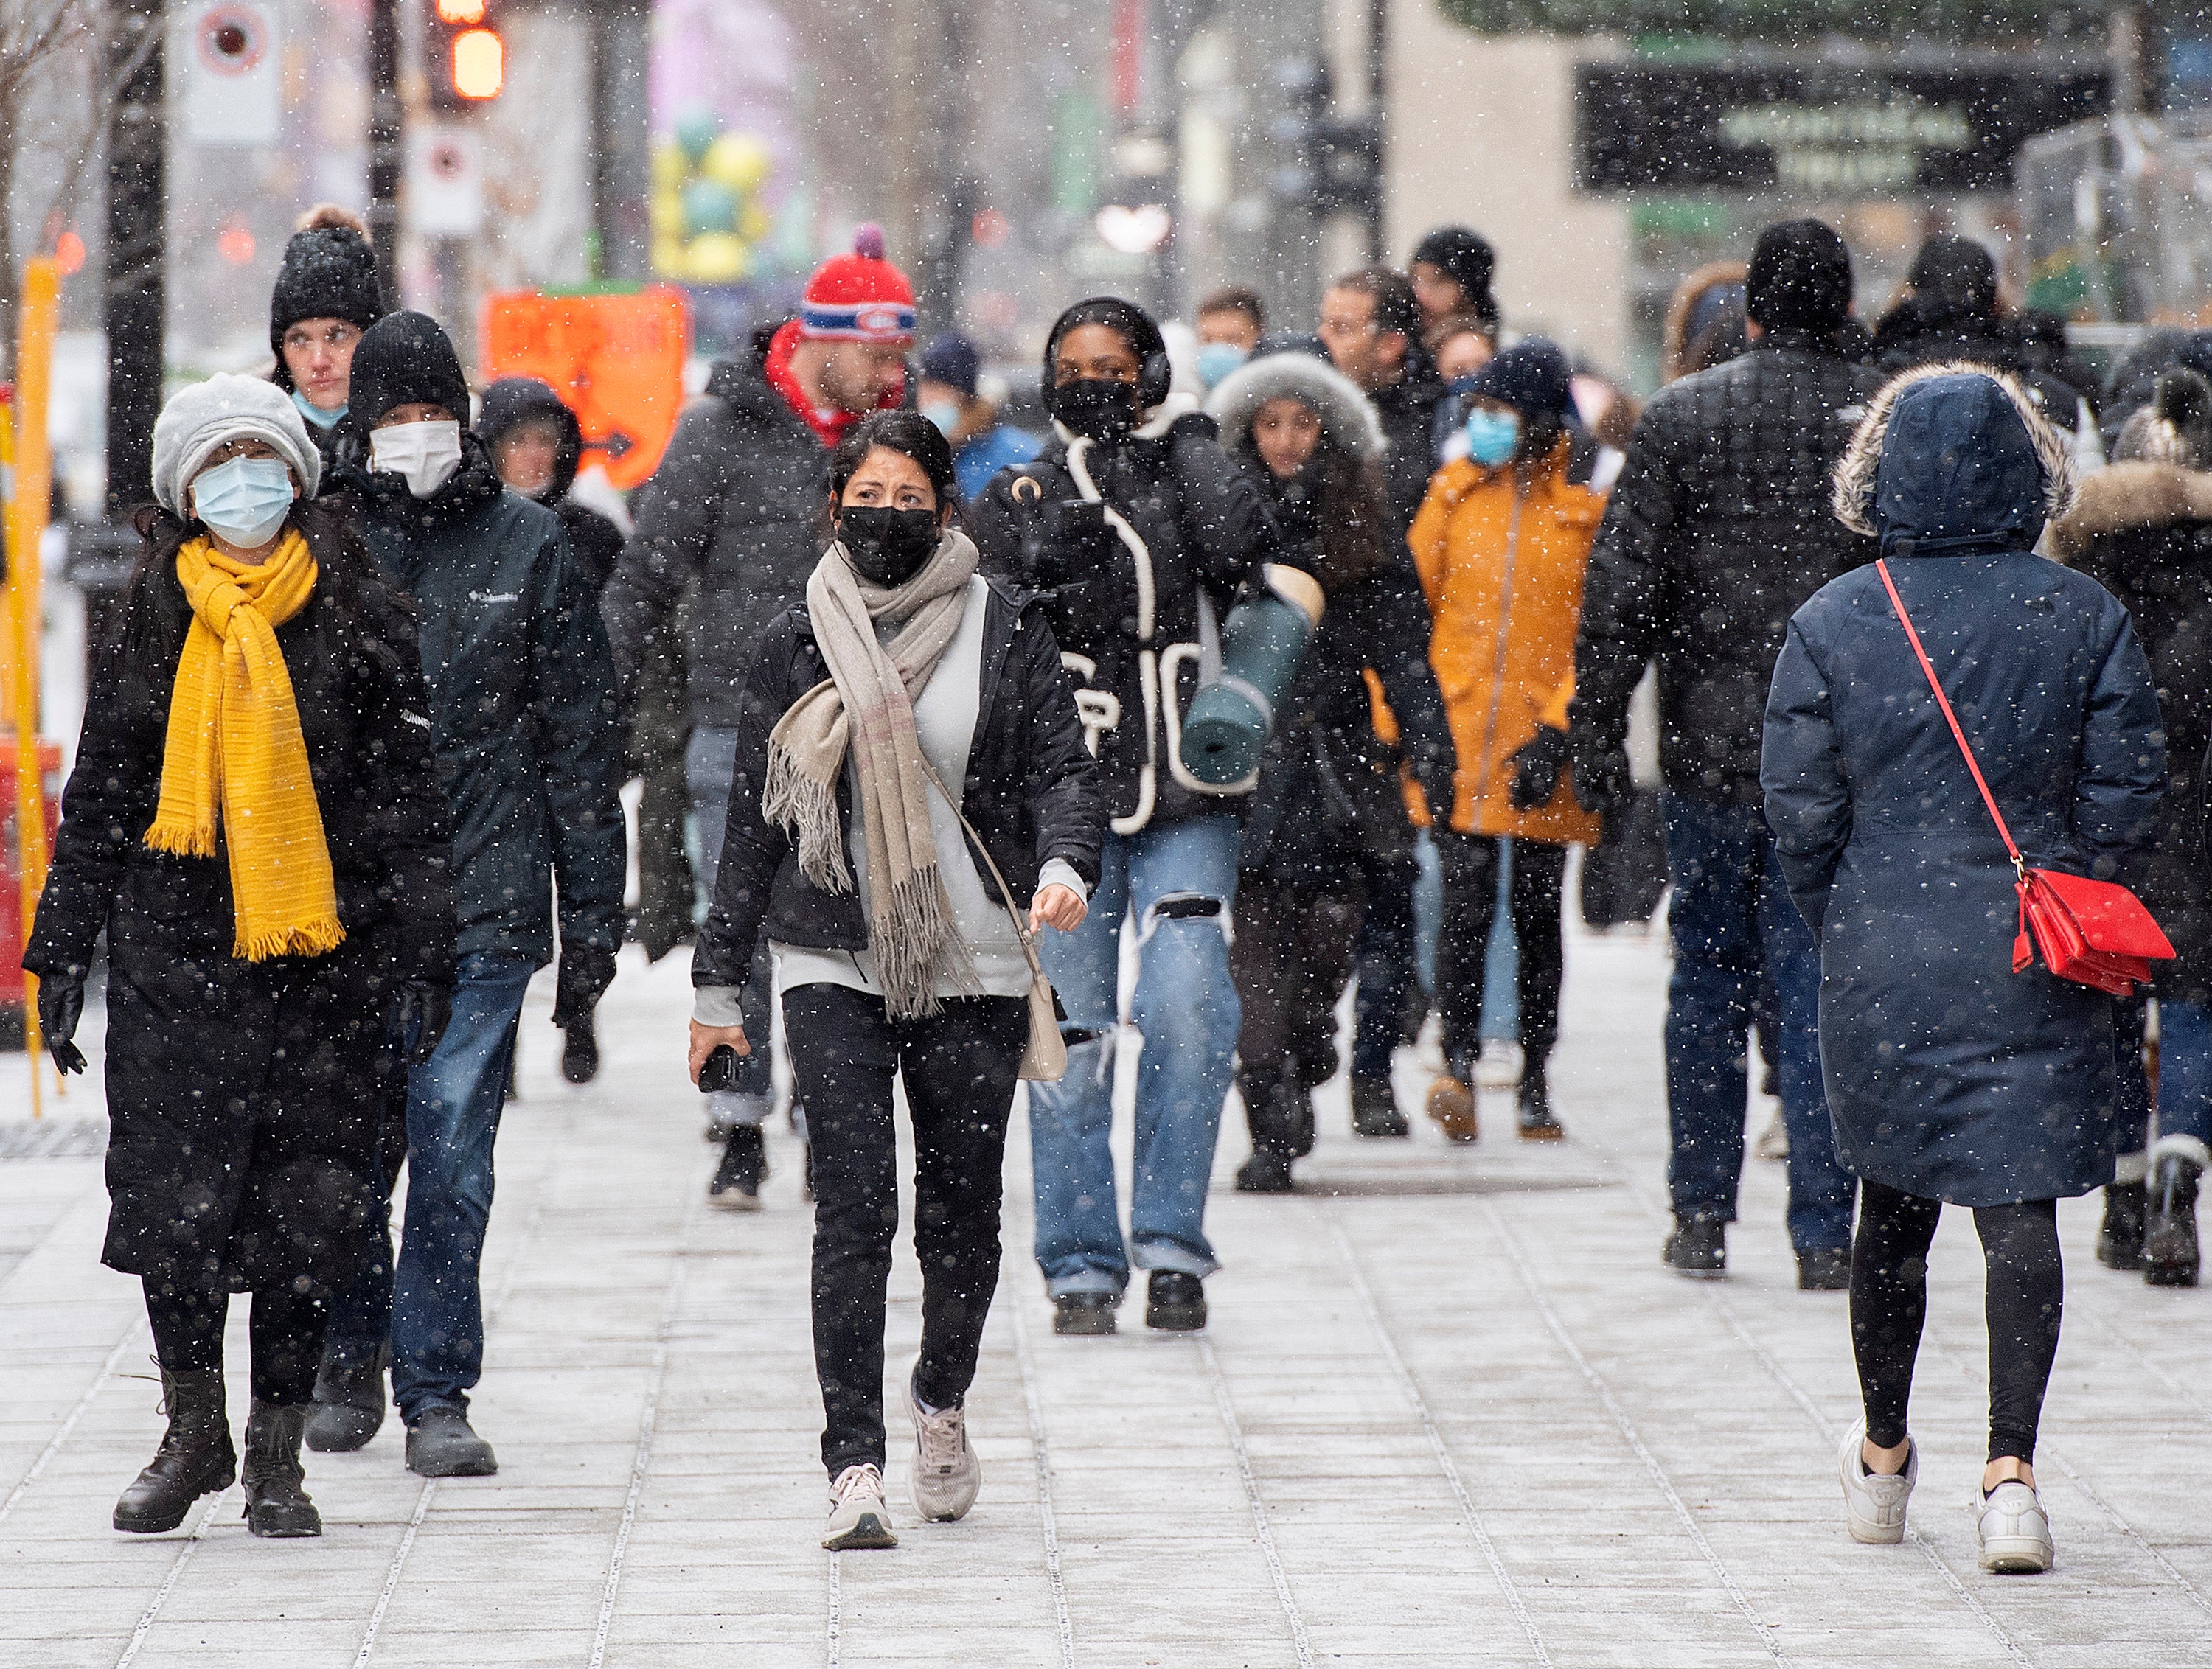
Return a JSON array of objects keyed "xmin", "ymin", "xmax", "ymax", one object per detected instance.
[{"xmin": 477, "ymin": 377, "xmax": 626, "ymax": 597}]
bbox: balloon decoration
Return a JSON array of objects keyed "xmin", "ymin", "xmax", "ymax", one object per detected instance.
[{"xmin": 653, "ymin": 108, "xmax": 776, "ymax": 285}]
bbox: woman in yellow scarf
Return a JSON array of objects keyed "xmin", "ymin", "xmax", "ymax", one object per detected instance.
[{"xmin": 25, "ymin": 374, "xmax": 456, "ymax": 1541}]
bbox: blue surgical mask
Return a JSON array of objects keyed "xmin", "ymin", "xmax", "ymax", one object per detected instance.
[
  {"xmin": 1197, "ymin": 341, "xmax": 1249, "ymax": 390},
  {"xmin": 921, "ymin": 401, "xmax": 962, "ymax": 439},
  {"xmin": 1464, "ymin": 407, "xmax": 1521, "ymax": 468},
  {"xmin": 191, "ymin": 454, "xmax": 296, "ymax": 548},
  {"xmin": 291, "ymin": 388, "xmax": 344, "ymax": 429}
]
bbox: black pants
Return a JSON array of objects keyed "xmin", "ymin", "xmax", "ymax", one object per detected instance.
[
  {"xmin": 1232, "ymin": 876, "xmax": 1365, "ymax": 1155},
  {"xmin": 783, "ymin": 983, "xmax": 1027, "ymax": 1478},
  {"xmin": 143, "ymin": 1282, "xmax": 329, "ymax": 1405},
  {"xmin": 1851, "ymin": 1180, "xmax": 2063, "ymax": 1464},
  {"xmin": 1434, "ymin": 833, "xmax": 1568, "ymax": 1071}
]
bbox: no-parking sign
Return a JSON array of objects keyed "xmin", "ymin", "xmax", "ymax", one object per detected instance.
[{"xmin": 174, "ymin": 1, "xmax": 282, "ymax": 147}]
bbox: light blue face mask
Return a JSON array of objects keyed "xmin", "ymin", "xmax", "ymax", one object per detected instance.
[
  {"xmin": 921, "ymin": 401, "xmax": 962, "ymax": 439},
  {"xmin": 1197, "ymin": 341, "xmax": 1249, "ymax": 390},
  {"xmin": 191, "ymin": 454, "xmax": 296, "ymax": 548},
  {"xmin": 291, "ymin": 388, "xmax": 345, "ymax": 430},
  {"xmin": 1464, "ymin": 406, "xmax": 1521, "ymax": 468}
]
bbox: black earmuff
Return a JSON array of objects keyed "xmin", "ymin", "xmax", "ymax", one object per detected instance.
[{"xmin": 1136, "ymin": 349, "xmax": 1172, "ymax": 410}]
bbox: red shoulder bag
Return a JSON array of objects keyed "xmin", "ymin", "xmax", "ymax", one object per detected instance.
[{"xmin": 1874, "ymin": 559, "xmax": 2173, "ymax": 998}]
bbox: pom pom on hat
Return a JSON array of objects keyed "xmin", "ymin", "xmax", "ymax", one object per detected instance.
[{"xmin": 801, "ymin": 225, "xmax": 916, "ymax": 344}]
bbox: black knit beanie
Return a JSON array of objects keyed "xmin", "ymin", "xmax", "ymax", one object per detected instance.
[
  {"xmin": 344, "ymin": 311, "xmax": 471, "ymax": 434},
  {"xmin": 1462, "ymin": 336, "xmax": 1572, "ymax": 419},
  {"xmin": 268, "ymin": 213, "xmax": 385, "ymax": 388},
  {"xmin": 1412, "ymin": 226, "xmax": 1500, "ymax": 328},
  {"xmin": 1905, "ymin": 237, "xmax": 1998, "ymax": 327},
  {"xmin": 1745, "ymin": 219, "xmax": 1854, "ymax": 335}
]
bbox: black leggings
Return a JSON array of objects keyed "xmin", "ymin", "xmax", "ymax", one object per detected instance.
[
  {"xmin": 142, "ymin": 1281, "xmax": 330, "ymax": 1405},
  {"xmin": 1435, "ymin": 833, "xmax": 1568, "ymax": 1069},
  {"xmin": 1851, "ymin": 1181, "xmax": 2062, "ymax": 1464}
]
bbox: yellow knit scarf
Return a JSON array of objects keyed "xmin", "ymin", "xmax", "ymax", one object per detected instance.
[{"xmin": 144, "ymin": 531, "xmax": 345, "ymax": 961}]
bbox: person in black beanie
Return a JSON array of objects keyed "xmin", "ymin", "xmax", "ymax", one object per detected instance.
[
  {"xmin": 1568, "ymin": 217, "xmax": 1879, "ymax": 1290},
  {"xmin": 1409, "ymin": 226, "xmax": 1500, "ymax": 338},
  {"xmin": 268, "ymin": 204, "xmax": 386, "ymax": 475},
  {"xmin": 306, "ymin": 311, "xmax": 627, "ymax": 1478}
]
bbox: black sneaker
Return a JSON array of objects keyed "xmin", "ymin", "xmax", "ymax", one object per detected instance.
[
  {"xmin": 405, "ymin": 1405, "xmax": 498, "ymax": 1478},
  {"xmin": 1145, "ymin": 1272, "xmax": 1207, "ymax": 1332},
  {"xmin": 560, "ymin": 1021, "xmax": 599, "ymax": 1084},
  {"xmin": 2098, "ymin": 1180, "xmax": 2148, "ymax": 1271},
  {"xmin": 1235, "ymin": 1149, "xmax": 1295, "ymax": 1193},
  {"xmin": 1516, "ymin": 1067, "xmax": 1565, "ymax": 1142},
  {"xmin": 1350, "ymin": 1076, "xmax": 1408, "ymax": 1139},
  {"xmin": 1052, "ymin": 1292, "xmax": 1118, "ymax": 1336},
  {"xmin": 709, "ymin": 1124, "xmax": 768, "ymax": 1210},
  {"xmin": 1663, "ymin": 1216, "xmax": 1726, "ymax": 1277},
  {"xmin": 1796, "ymin": 1247, "xmax": 1851, "ymax": 1292}
]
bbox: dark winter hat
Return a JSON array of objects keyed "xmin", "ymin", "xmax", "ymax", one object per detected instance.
[
  {"xmin": 268, "ymin": 204, "xmax": 385, "ymax": 388},
  {"xmin": 919, "ymin": 332, "xmax": 981, "ymax": 398},
  {"xmin": 1905, "ymin": 236, "xmax": 1998, "ymax": 327},
  {"xmin": 478, "ymin": 375, "xmax": 582, "ymax": 500},
  {"xmin": 1412, "ymin": 226, "xmax": 1500, "ymax": 327},
  {"xmin": 1746, "ymin": 218, "xmax": 1854, "ymax": 335},
  {"xmin": 1461, "ymin": 336, "xmax": 1572, "ymax": 419},
  {"xmin": 344, "ymin": 310, "xmax": 470, "ymax": 436}
]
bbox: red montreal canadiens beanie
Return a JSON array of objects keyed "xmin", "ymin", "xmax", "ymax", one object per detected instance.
[{"xmin": 800, "ymin": 224, "xmax": 917, "ymax": 344}]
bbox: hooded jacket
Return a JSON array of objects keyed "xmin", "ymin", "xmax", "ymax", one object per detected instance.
[
  {"xmin": 1762, "ymin": 366, "xmax": 2163, "ymax": 1205},
  {"xmin": 1206, "ymin": 352, "xmax": 1454, "ymax": 877},
  {"xmin": 478, "ymin": 377, "xmax": 625, "ymax": 597},
  {"xmin": 2052, "ymin": 369, "xmax": 2212, "ymax": 1003},
  {"xmin": 600, "ymin": 338, "xmax": 836, "ymax": 728}
]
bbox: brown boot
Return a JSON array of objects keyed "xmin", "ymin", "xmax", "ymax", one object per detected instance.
[
  {"xmin": 1427, "ymin": 1055, "xmax": 1479, "ymax": 1143},
  {"xmin": 114, "ymin": 1366, "xmax": 235, "ymax": 1533}
]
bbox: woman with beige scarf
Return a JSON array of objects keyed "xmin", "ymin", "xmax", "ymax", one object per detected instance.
[
  {"xmin": 26, "ymin": 375, "xmax": 456, "ymax": 1541},
  {"xmin": 688, "ymin": 411, "xmax": 1100, "ymax": 1551}
]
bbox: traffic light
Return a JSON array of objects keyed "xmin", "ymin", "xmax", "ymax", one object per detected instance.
[
  {"xmin": 426, "ymin": 0, "xmax": 504, "ymax": 108},
  {"xmin": 1270, "ymin": 57, "xmax": 1380, "ymax": 213}
]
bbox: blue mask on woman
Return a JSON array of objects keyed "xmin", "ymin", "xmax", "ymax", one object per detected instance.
[
  {"xmin": 1464, "ymin": 407, "xmax": 1520, "ymax": 468},
  {"xmin": 191, "ymin": 455, "xmax": 296, "ymax": 548},
  {"xmin": 1197, "ymin": 341, "xmax": 1248, "ymax": 390}
]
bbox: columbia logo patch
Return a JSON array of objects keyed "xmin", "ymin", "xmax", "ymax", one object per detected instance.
[{"xmin": 469, "ymin": 590, "xmax": 521, "ymax": 604}]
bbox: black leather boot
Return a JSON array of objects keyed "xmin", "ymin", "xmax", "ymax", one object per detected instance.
[
  {"xmin": 1517, "ymin": 1063, "xmax": 1565, "ymax": 1141},
  {"xmin": 561, "ymin": 1019, "xmax": 600, "ymax": 1084},
  {"xmin": 2098, "ymin": 1180, "xmax": 2148, "ymax": 1271},
  {"xmin": 2146, "ymin": 1154, "xmax": 2202, "ymax": 1289},
  {"xmin": 114, "ymin": 1367, "xmax": 236, "ymax": 1533},
  {"xmin": 1351, "ymin": 1075, "xmax": 1408, "ymax": 1138},
  {"xmin": 305, "ymin": 1342, "xmax": 389, "ymax": 1453},
  {"xmin": 1235, "ymin": 1073, "xmax": 1301, "ymax": 1193},
  {"xmin": 242, "ymin": 1401, "xmax": 321, "ymax": 1538}
]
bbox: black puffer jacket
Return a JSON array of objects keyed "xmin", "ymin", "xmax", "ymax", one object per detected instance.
[
  {"xmin": 1571, "ymin": 331, "xmax": 1882, "ymax": 807},
  {"xmin": 1872, "ymin": 310, "xmax": 2088, "ymax": 439},
  {"xmin": 346, "ymin": 437, "xmax": 627, "ymax": 966},
  {"xmin": 600, "ymin": 347, "xmax": 830, "ymax": 726},
  {"xmin": 693, "ymin": 575, "xmax": 1100, "ymax": 1000},
  {"xmin": 478, "ymin": 376, "xmax": 626, "ymax": 596},
  {"xmin": 967, "ymin": 403, "xmax": 1289, "ymax": 834}
]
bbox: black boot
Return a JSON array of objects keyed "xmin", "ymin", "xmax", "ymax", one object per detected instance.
[
  {"xmin": 1236, "ymin": 1148, "xmax": 1295, "ymax": 1194},
  {"xmin": 709, "ymin": 1123, "xmax": 768, "ymax": 1211},
  {"xmin": 241, "ymin": 1401, "xmax": 321, "ymax": 1537},
  {"xmin": 1145, "ymin": 1271, "xmax": 1207, "ymax": 1332},
  {"xmin": 1236, "ymin": 1073, "xmax": 1304, "ymax": 1192},
  {"xmin": 1351, "ymin": 1075, "xmax": 1408, "ymax": 1138},
  {"xmin": 1663, "ymin": 1216, "xmax": 1727, "ymax": 1277},
  {"xmin": 561, "ymin": 1019, "xmax": 600, "ymax": 1084},
  {"xmin": 2098, "ymin": 1180, "xmax": 2148, "ymax": 1271},
  {"xmin": 114, "ymin": 1366, "xmax": 236, "ymax": 1533},
  {"xmin": 1517, "ymin": 1064, "xmax": 1565, "ymax": 1141},
  {"xmin": 2146, "ymin": 1153, "xmax": 2202, "ymax": 1289},
  {"xmin": 305, "ymin": 1342, "xmax": 389, "ymax": 1453}
]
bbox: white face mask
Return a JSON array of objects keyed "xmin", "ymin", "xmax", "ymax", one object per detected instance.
[{"xmin": 370, "ymin": 419, "xmax": 463, "ymax": 499}]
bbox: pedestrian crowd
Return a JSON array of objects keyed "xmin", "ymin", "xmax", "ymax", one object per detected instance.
[{"xmin": 22, "ymin": 198, "xmax": 2212, "ymax": 1576}]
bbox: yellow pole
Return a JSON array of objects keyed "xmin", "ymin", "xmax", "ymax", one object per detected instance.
[{"xmin": 6, "ymin": 258, "xmax": 58, "ymax": 1112}]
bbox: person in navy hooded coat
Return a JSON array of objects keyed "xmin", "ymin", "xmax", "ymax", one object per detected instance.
[{"xmin": 1761, "ymin": 364, "xmax": 2163, "ymax": 1574}]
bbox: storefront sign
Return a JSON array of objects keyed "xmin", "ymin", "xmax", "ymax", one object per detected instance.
[{"xmin": 1576, "ymin": 64, "xmax": 2107, "ymax": 194}]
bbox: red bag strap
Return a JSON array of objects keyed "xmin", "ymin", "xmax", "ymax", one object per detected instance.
[{"xmin": 1874, "ymin": 558, "xmax": 2027, "ymax": 880}]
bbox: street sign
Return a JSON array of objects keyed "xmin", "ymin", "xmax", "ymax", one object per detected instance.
[
  {"xmin": 407, "ymin": 128, "xmax": 485, "ymax": 237},
  {"xmin": 175, "ymin": 1, "xmax": 282, "ymax": 148},
  {"xmin": 479, "ymin": 288, "xmax": 692, "ymax": 491}
]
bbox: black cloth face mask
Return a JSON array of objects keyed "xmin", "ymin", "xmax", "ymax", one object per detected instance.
[
  {"xmin": 1048, "ymin": 377, "xmax": 1141, "ymax": 443},
  {"xmin": 838, "ymin": 506, "xmax": 942, "ymax": 586}
]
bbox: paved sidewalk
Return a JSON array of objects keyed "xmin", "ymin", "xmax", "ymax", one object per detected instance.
[{"xmin": 4, "ymin": 928, "xmax": 2211, "ymax": 1668}]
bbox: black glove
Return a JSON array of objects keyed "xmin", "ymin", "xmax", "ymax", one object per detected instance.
[
  {"xmin": 552, "ymin": 944, "xmax": 618, "ymax": 1031},
  {"xmin": 1408, "ymin": 742, "xmax": 1457, "ymax": 823},
  {"xmin": 396, "ymin": 982, "xmax": 454, "ymax": 1067},
  {"xmin": 1509, "ymin": 727, "xmax": 1571, "ymax": 812},
  {"xmin": 1572, "ymin": 742, "xmax": 1633, "ymax": 817},
  {"xmin": 35, "ymin": 969, "xmax": 86, "ymax": 1077}
]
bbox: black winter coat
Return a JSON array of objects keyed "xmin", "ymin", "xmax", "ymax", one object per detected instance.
[
  {"xmin": 348, "ymin": 440, "xmax": 627, "ymax": 966},
  {"xmin": 2056, "ymin": 459, "xmax": 2212, "ymax": 1003},
  {"xmin": 27, "ymin": 504, "xmax": 457, "ymax": 1287},
  {"xmin": 1572, "ymin": 332, "xmax": 1883, "ymax": 807},
  {"xmin": 1373, "ymin": 358, "xmax": 1447, "ymax": 541},
  {"xmin": 967, "ymin": 408, "xmax": 1288, "ymax": 835},
  {"xmin": 601, "ymin": 352, "xmax": 829, "ymax": 728},
  {"xmin": 693, "ymin": 575, "xmax": 1101, "ymax": 1001}
]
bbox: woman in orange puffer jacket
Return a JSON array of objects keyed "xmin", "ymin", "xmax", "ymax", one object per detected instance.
[{"xmin": 1409, "ymin": 338, "xmax": 1607, "ymax": 1142}]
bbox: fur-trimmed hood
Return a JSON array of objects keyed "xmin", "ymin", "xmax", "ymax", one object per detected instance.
[
  {"xmin": 1832, "ymin": 360, "xmax": 2076, "ymax": 551},
  {"xmin": 1663, "ymin": 260, "xmax": 1747, "ymax": 385},
  {"xmin": 2048, "ymin": 459, "xmax": 2212, "ymax": 562},
  {"xmin": 1204, "ymin": 351, "xmax": 1385, "ymax": 462}
]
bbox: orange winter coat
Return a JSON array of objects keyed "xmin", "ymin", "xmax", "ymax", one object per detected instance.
[{"xmin": 1409, "ymin": 439, "xmax": 1606, "ymax": 845}]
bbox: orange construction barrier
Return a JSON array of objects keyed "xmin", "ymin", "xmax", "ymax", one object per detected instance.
[
  {"xmin": 0, "ymin": 736, "xmax": 60, "ymax": 1033},
  {"xmin": 478, "ymin": 287, "xmax": 692, "ymax": 492}
]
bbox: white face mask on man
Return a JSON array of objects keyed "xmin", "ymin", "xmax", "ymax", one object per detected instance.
[{"xmin": 369, "ymin": 419, "xmax": 464, "ymax": 499}]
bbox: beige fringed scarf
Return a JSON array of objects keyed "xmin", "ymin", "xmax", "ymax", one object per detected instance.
[{"xmin": 763, "ymin": 528, "xmax": 981, "ymax": 1017}]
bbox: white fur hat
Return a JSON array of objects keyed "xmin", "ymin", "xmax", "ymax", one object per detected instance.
[{"xmin": 150, "ymin": 372, "xmax": 321, "ymax": 515}]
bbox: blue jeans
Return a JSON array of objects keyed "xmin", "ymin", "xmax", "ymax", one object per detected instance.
[
  {"xmin": 686, "ymin": 724, "xmax": 773, "ymax": 1110},
  {"xmin": 1662, "ymin": 794, "xmax": 1854, "ymax": 1252},
  {"xmin": 1029, "ymin": 815, "xmax": 1241, "ymax": 1294},
  {"xmin": 322, "ymin": 950, "xmax": 534, "ymax": 1422},
  {"xmin": 2157, "ymin": 999, "xmax": 2212, "ymax": 1157}
]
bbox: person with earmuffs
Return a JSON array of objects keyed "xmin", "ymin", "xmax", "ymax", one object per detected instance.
[{"xmin": 967, "ymin": 296, "xmax": 1295, "ymax": 1337}]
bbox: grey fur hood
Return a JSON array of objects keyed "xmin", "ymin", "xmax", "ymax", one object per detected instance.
[
  {"xmin": 1204, "ymin": 352, "xmax": 1385, "ymax": 462},
  {"xmin": 1831, "ymin": 359, "xmax": 2076, "ymax": 540}
]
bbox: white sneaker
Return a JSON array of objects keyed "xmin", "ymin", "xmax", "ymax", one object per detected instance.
[
  {"xmin": 1838, "ymin": 1421, "xmax": 1916, "ymax": 1544},
  {"xmin": 910, "ymin": 1376, "xmax": 981, "ymax": 1522},
  {"xmin": 822, "ymin": 1463, "xmax": 897, "ymax": 1550},
  {"xmin": 1755, "ymin": 1110, "xmax": 1790, "ymax": 1161},
  {"xmin": 1975, "ymin": 1479, "xmax": 2053, "ymax": 1574}
]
